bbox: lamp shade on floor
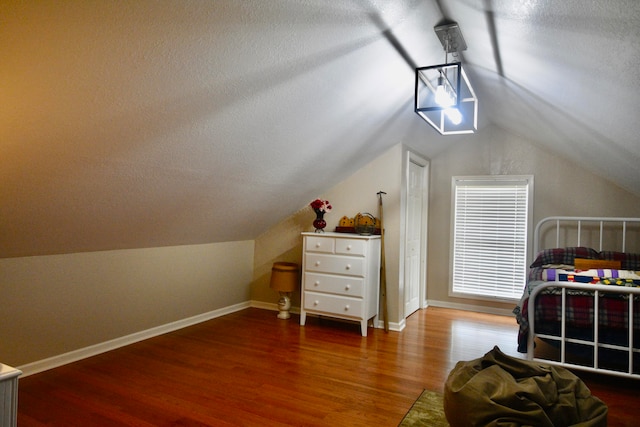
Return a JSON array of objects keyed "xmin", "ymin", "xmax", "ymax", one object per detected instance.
[
  {"xmin": 270, "ymin": 262, "xmax": 299, "ymax": 292},
  {"xmin": 270, "ymin": 262, "xmax": 299, "ymax": 319}
]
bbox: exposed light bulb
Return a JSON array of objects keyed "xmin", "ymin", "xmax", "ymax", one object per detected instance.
[
  {"xmin": 435, "ymin": 76, "xmax": 454, "ymax": 107},
  {"xmin": 445, "ymin": 108, "xmax": 462, "ymax": 125}
]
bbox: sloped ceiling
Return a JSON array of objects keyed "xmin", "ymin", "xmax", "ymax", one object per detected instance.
[{"xmin": 2, "ymin": 0, "xmax": 639, "ymax": 258}]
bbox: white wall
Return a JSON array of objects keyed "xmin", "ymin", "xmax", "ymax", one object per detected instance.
[
  {"xmin": 8, "ymin": 123, "xmax": 640, "ymax": 369},
  {"xmin": 2, "ymin": 144, "xmax": 405, "ymax": 370},
  {"xmin": 252, "ymin": 144, "xmax": 405, "ymax": 325},
  {"xmin": 0, "ymin": 241, "xmax": 254, "ymax": 367},
  {"xmin": 427, "ymin": 124, "xmax": 640, "ymax": 312}
]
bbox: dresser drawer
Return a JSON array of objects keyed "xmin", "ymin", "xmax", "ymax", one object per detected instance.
[
  {"xmin": 305, "ymin": 236, "xmax": 335, "ymax": 253},
  {"xmin": 335, "ymin": 238, "xmax": 366, "ymax": 256},
  {"xmin": 303, "ymin": 291, "xmax": 364, "ymax": 318},
  {"xmin": 304, "ymin": 272, "xmax": 365, "ymax": 297},
  {"xmin": 305, "ymin": 253, "xmax": 365, "ymax": 277}
]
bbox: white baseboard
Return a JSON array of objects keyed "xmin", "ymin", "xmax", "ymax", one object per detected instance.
[
  {"xmin": 19, "ymin": 301, "xmax": 406, "ymax": 377},
  {"xmin": 249, "ymin": 300, "xmax": 277, "ymax": 311},
  {"xmin": 252, "ymin": 301, "xmax": 402, "ymax": 333},
  {"xmin": 18, "ymin": 301, "xmax": 251, "ymax": 377},
  {"xmin": 374, "ymin": 318, "xmax": 405, "ymax": 332},
  {"xmin": 250, "ymin": 300, "xmax": 300, "ymax": 314},
  {"xmin": 425, "ymin": 299, "xmax": 516, "ymax": 317}
]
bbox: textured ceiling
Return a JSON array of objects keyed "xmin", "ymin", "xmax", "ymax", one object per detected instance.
[
  {"xmin": 2, "ymin": 0, "xmax": 639, "ymax": 258},
  {"xmin": 454, "ymin": 0, "xmax": 640, "ymax": 193}
]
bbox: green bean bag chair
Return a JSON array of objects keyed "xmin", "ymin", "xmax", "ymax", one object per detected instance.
[{"xmin": 444, "ymin": 346, "xmax": 607, "ymax": 427}]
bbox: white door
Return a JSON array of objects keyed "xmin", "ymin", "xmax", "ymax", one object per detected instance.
[{"xmin": 404, "ymin": 155, "xmax": 428, "ymax": 317}]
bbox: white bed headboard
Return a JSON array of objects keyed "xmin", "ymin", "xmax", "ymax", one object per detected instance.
[{"xmin": 533, "ymin": 216, "xmax": 640, "ymax": 262}]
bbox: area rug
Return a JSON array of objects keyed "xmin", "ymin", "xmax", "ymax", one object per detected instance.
[{"xmin": 399, "ymin": 389, "xmax": 449, "ymax": 427}]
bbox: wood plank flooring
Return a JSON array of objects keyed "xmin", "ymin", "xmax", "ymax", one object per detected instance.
[{"xmin": 17, "ymin": 307, "xmax": 638, "ymax": 426}]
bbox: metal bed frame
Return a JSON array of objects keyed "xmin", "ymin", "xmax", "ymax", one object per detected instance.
[{"xmin": 526, "ymin": 216, "xmax": 640, "ymax": 379}]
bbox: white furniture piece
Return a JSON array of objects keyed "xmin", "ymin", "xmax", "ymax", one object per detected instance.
[
  {"xmin": 0, "ymin": 364, "xmax": 21, "ymax": 427},
  {"xmin": 300, "ymin": 232, "xmax": 381, "ymax": 336}
]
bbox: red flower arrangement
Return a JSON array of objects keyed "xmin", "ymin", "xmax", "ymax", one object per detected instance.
[{"xmin": 310, "ymin": 199, "xmax": 332, "ymax": 214}]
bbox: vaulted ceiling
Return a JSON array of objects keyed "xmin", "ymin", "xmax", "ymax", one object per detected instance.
[{"xmin": 2, "ymin": 0, "xmax": 639, "ymax": 258}]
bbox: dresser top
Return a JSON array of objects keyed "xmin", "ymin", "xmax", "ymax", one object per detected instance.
[
  {"xmin": 0, "ymin": 363, "xmax": 22, "ymax": 380},
  {"xmin": 302, "ymin": 232, "xmax": 381, "ymax": 240}
]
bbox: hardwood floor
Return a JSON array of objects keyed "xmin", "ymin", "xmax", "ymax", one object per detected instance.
[{"xmin": 17, "ymin": 307, "xmax": 638, "ymax": 426}]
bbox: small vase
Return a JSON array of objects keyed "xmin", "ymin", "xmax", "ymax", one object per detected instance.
[{"xmin": 313, "ymin": 210, "xmax": 326, "ymax": 233}]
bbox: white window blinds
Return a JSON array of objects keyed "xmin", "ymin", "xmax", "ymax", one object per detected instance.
[{"xmin": 451, "ymin": 176, "xmax": 533, "ymax": 300}]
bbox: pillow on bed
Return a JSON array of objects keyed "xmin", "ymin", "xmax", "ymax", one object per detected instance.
[
  {"xmin": 530, "ymin": 247, "xmax": 599, "ymax": 268},
  {"xmin": 574, "ymin": 258, "xmax": 621, "ymax": 270},
  {"xmin": 599, "ymin": 251, "xmax": 640, "ymax": 270}
]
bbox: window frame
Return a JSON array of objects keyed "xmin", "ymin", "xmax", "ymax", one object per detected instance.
[{"xmin": 449, "ymin": 175, "xmax": 534, "ymax": 302}]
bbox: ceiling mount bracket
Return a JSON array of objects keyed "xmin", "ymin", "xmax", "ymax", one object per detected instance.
[{"xmin": 434, "ymin": 23, "xmax": 467, "ymax": 53}]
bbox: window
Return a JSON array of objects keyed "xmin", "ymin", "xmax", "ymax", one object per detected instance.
[{"xmin": 451, "ymin": 175, "xmax": 533, "ymax": 300}]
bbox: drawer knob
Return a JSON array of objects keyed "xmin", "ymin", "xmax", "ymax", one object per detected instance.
[
  {"xmin": 344, "ymin": 305, "xmax": 350, "ymax": 311},
  {"xmin": 314, "ymin": 281, "xmax": 320, "ymax": 287},
  {"xmin": 345, "ymin": 264, "xmax": 351, "ymax": 270},
  {"xmin": 345, "ymin": 284, "xmax": 350, "ymax": 291},
  {"xmin": 315, "ymin": 261, "xmax": 321, "ymax": 267},
  {"xmin": 315, "ymin": 242, "xmax": 321, "ymax": 248},
  {"xmin": 314, "ymin": 300, "xmax": 319, "ymax": 306},
  {"xmin": 346, "ymin": 245, "xmax": 352, "ymax": 251}
]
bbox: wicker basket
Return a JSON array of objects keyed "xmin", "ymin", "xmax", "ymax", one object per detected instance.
[{"xmin": 354, "ymin": 213, "xmax": 376, "ymax": 235}]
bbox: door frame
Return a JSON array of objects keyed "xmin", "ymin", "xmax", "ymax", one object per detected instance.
[{"xmin": 400, "ymin": 149, "xmax": 430, "ymax": 320}]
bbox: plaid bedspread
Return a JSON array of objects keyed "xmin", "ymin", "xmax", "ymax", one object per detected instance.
[{"xmin": 514, "ymin": 279, "xmax": 640, "ymax": 353}]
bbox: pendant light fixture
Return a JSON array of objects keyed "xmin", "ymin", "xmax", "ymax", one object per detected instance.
[{"xmin": 415, "ymin": 23, "xmax": 477, "ymax": 135}]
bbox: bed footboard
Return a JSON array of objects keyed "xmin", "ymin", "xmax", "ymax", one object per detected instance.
[{"xmin": 527, "ymin": 281, "xmax": 640, "ymax": 379}]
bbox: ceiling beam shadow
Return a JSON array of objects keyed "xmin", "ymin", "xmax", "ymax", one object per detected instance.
[
  {"xmin": 483, "ymin": 0, "xmax": 505, "ymax": 77},
  {"xmin": 366, "ymin": 11, "xmax": 418, "ymax": 70}
]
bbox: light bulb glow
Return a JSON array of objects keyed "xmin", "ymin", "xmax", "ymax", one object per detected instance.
[{"xmin": 445, "ymin": 108, "xmax": 462, "ymax": 125}]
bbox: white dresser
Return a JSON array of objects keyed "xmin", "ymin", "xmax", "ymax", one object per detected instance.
[
  {"xmin": 300, "ymin": 232, "xmax": 381, "ymax": 336},
  {"xmin": 0, "ymin": 364, "xmax": 21, "ymax": 427}
]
